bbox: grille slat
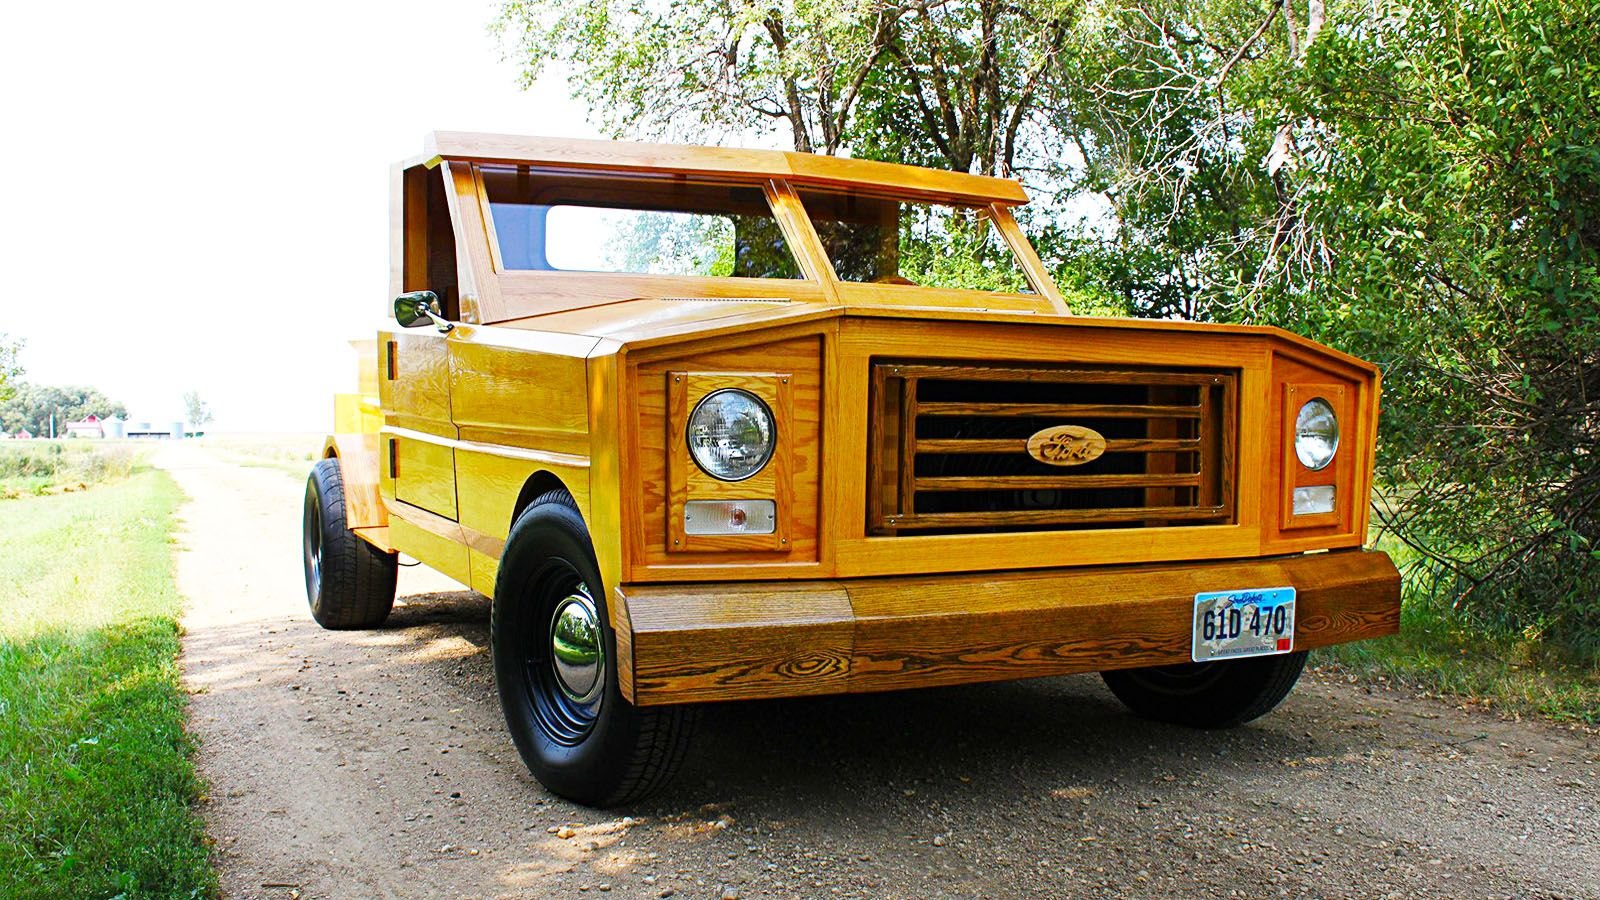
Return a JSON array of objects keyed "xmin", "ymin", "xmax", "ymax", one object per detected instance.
[
  {"xmin": 916, "ymin": 473, "xmax": 1201, "ymax": 491},
  {"xmin": 868, "ymin": 361, "xmax": 1238, "ymax": 536},
  {"xmin": 917, "ymin": 402, "xmax": 1205, "ymax": 418},
  {"xmin": 915, "ymin": 437, "xmax": 1203, "ymax": 454},
  {"xmin": 882, "ymin": 505, "xmax": 1230, "ymax": 529}
]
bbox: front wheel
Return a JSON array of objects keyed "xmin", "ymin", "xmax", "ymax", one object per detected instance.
[
  {"xmin": 492, "ymin": 490, "xmax": 695, "ymax": 806},
  {"xmin": 1101, "ymin": 651, "xmax": 1308, "ymax": 728}
]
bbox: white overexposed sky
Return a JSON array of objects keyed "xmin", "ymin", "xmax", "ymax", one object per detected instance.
[{"xmin": 0, "ymin": 0, "xmax": 601, "ymax": 431}]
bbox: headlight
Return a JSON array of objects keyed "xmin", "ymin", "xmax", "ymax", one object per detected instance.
[
  {"xmin": 1294, "ymin": 398, "xmax": 1339, "ymax": 470},
  {"xmin": 688, "ymin": 389, "xmax": 775, "ymax": 481}
]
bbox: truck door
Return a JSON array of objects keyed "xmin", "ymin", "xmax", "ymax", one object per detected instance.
[{"xmin": 376, "ymin": 162, "xmax": 469, "ymax": 584}]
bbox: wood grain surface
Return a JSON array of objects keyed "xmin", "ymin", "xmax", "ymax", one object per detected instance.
[
  {"xmin": 621, "ymin": 549, "xmax": 1401, "ymax": 705},
  {"xmin": 322, "ymin": 434, "xmax": 387, "ymax": 530},
  {"xmin": 426, "ymin": 131, "xmax": 1030, "ymax": 205},
  {"xmin": 631, "ymin": 334, "xmax": 824, "ymax": 571}
]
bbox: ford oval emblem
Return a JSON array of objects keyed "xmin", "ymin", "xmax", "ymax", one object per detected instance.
[{"xmin": 1027, "ymin": 425, "xmax": 1107, "ymax": 466}]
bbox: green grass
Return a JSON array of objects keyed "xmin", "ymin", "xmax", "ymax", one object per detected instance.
[
  {"xmin": 1315, "ymin": 535, "xmax": 1600, "ymax": 727},
  {"xmin": 198, "ymin": 433, "xmax": 320, "ymax": 479},
  {"xmin": 1315, "ymin": 611, "xmax": 1600, "ymax": 726},
  {"xmin": 0, "ymin": 468, "xmax": 215, "ymax": 899},
  {"xmin": 0, "ymin": 442, "xmax": 137, "ymax": 499}
]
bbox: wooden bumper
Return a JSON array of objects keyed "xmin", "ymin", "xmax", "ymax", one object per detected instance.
[{"xmin": 615, "ymin": 550, "xmax": 1401, "ymax": 706}]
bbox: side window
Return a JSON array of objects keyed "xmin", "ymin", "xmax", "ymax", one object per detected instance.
[{"xmin": 478, "ymin": 166, "xmax": 802, "ymax": 280}]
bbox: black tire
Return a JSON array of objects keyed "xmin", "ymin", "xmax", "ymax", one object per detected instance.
[
  {"xmin": 303, "ymin": 458, "xmax": 398, "ymax": 629},
  {"xmin": 492, "ymin": 489, "xmax": 695, "ymax": 806},
  {"xmin": 1101, "ymin": 651, "xmax": 1308, "ymax": 728}
]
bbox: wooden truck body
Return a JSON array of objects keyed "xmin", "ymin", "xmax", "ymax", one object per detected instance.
[{"xmin": 305, "ymin": 133, "xmax": 1400, "ymax": 805}]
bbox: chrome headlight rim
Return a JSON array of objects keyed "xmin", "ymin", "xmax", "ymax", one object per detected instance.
[
  {"xmin": 1294, "ymin": 397, "xmax": 1340, "ymax": 471},
  {"xmin": 687, "ymin": 388, "xmax": 777, "ymax": 482}
]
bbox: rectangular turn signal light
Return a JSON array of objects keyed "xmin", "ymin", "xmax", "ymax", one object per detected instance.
[
  {"xmin": 684, "ymin": 500, "xmax": 777, "ymax": 536},
  {"xmin": 1292, "ymin": 485, "xmax": 1335, "ymax": 516}
]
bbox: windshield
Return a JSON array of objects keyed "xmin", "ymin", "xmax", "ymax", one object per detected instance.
[
  {"xmin": 479, "ymin": 165, "xmax": 801, "ymax": 279},
  {"xmin": 797, "ymin": 189, "xmax": 1034, "ymax": 293}
]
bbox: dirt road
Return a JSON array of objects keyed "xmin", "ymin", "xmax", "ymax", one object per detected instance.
[{"xmin": 158, "ymin": 443, "xmax": 1599, "ymax": 899}]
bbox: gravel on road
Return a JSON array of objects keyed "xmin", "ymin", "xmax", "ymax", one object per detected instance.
[{"xmin": 158, "ymin": 443, "xmax": 1600, "ymax": 900}]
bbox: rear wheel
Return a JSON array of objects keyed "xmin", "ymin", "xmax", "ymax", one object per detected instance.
[
  {"xmin": 492, "ymin": 490, "xmax": 695, "ymax": 806},
  {"xmin": 303, "ymin": 458, "xmax": 397, "ymax": 629},
  {"xmin": 1101, "ymin": 651, "xmax": 1308, "ymax": 728}
]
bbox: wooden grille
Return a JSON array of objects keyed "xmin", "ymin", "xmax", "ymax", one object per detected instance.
[{"xmin": 868, "ymin": 362, "xmax": 1237, "ymax": 535}]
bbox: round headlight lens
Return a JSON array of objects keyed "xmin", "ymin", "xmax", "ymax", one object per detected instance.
[
  {"xmin": 687, "ymin": 389, "xmax": 775, "ymax": 481},
  {"xmin": 1294, "ymin": 398, "xmax": 1339, "ymax": 470}
]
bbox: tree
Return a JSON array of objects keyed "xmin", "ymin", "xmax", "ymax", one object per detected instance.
[
  {"xmin": 495, "ymin": 0, "xmax": 1081, "ymax": 177},
  {"xmin": 0, "ymin": 384, "xmax": 128, "ymax": 438},
  {"xmin": 497, "ymin": 0, "xmax": 1600, "ymax": 650},
  {"xmin": 1287, "ymin": 0, "xmax": 1600, "ymax": 650},
  {"xmin": 183, "ymin": 391, "xmax": 213, "ymax": 430},
  {"xmin": 0, "ymin": 333, "xmax": 21, "ymax": 404},
  {"xmin": 1054, "ymin": 0, "xmax": 1600, "ymax": 648}
]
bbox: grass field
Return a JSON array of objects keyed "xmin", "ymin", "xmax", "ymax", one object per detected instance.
[
  {"xmin": 1316, "ymin": 611, "xmax": 1600, "ymax": 727},
  {"xmin": 0, "ymin": 468, "xmax": 215, "ymax": 899},
  {"xmin": 198, "ymin": 433, "xmax": 321, "ymax": 479},
  {"xmin": 0, "ymin": 442, "xmax": 137, "ymax": 499},
  {"xmin": 1316, "ymin": 535, "xmax": 1600, "ymax": 727}
]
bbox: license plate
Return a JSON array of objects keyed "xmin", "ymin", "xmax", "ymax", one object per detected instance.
[{"xmin": 1191, "ymin": 587, "xmax": 1296, "ymax": 662}]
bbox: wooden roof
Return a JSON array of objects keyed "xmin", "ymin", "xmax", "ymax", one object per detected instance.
[{"xmin": 420, "ymin": 132, "xmax": 1030, "ymax": 206}]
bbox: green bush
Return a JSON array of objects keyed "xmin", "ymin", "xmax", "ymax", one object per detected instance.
[
  {"xmin": 1281, "ymin": 0, "xmax": 1600, "ymax": 655},
  {"xmin": 0, "ymin": 443, "xmax": 136, "ymax": 493}
]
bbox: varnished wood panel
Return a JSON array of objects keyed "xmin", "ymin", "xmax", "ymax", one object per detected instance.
[
  {"xmin": 845, "ymin": 550, "xmax": 1397, "ymax": 694},
  {"xmin": 506, "ymin": 297, "xmax": 836, "ymax": 348},
  {"xmin": 323, "ymin": 434, "xmax": 387, "ymax": 530},
  {"xmin": 425, "ymin": 132, "xmax": 1029, "ymax": 205},
  {"xmin": 666, "ymin": 371, "xmax": 794, "ymax": 553},
  {"xmin": 609, "ymin": 586, "xmax": 636, "ymax": 703},
  {"xmin": 389, "ymin": 514, "xmax": 471, "ymax": 587},
  {"xmin": 454, "ymin": 446, "xmax": 592, "ymax": 598},
  {"xmin": 622, "ymin": 550, "xmax": 1399, "ymax": 705},
  {"xmin": 351, "ymin": 525, "xmax": 392, "ymax": 553},
  {"xmin": 623, "ymin": 582, "xmax": 855, "ymax": 704},
  {"xmin": 392, "ymin": 434, "xmax": 457, "ymax": 519},
  {"xmin": 630, "ymin": 333, "xmax": 824, "ymax": 571},
  {"xmin": 443, "ymin": 159, "xmax": 496, "ymax": 325},
  {"xmin": 495, "ymin": 271, "xmax": 830, "ymax": 324},
  {"xmin": 449, "ymin": 327, "xmax": 593, "ymax": 457},
  {"xmin": 586, "ymin": 344, "xmax": 627, "ymax": 616},
  {"xmin": 611, "ymin": 315, "xmax": 1379, "ymax": 584},
  {"xmin": 1261, "ymin": 349, "xmax": 1376, "ymax": 554},
  {"xmin": 466, "ymin": 546, "xmax": 499, "ymax": 596},
  {"xmin": 833, "ymin": 281, "xmax": 1047, "ymax": 312},
  {"xmin": 1279, "ymin": 381, "xmax": 1351, "ymax": 531},
  {"xmin": 840, "ymin": 306, "xmax": 1380, "ymax": 375},
  {"xmin": 379, "ymin": 330, "xmax": 455, "ymax": 438}
]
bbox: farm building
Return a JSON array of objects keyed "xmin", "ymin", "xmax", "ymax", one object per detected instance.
[{"xmin": 64, "ymin": 415, "xmax": 105, "ymax": 439}]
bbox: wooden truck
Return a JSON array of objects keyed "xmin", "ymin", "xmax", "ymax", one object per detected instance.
[{"xmin": 302, "ymin": 132, "xmax": 1401, "ymax": 806}]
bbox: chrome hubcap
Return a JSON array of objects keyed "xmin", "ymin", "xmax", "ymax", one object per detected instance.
[{"xmin": 549, "ymin": 589, "xmax": 604, "ymax": 705}]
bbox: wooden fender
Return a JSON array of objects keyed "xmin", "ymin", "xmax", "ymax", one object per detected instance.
[{"xmin": 322, "ymin": 434, "xmax": 392, "ymax": 551}]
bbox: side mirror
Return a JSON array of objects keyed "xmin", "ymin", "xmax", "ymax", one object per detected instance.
[{"xmin": 394, "ymin": 291, "xmax": 454, "ymax": 332}]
